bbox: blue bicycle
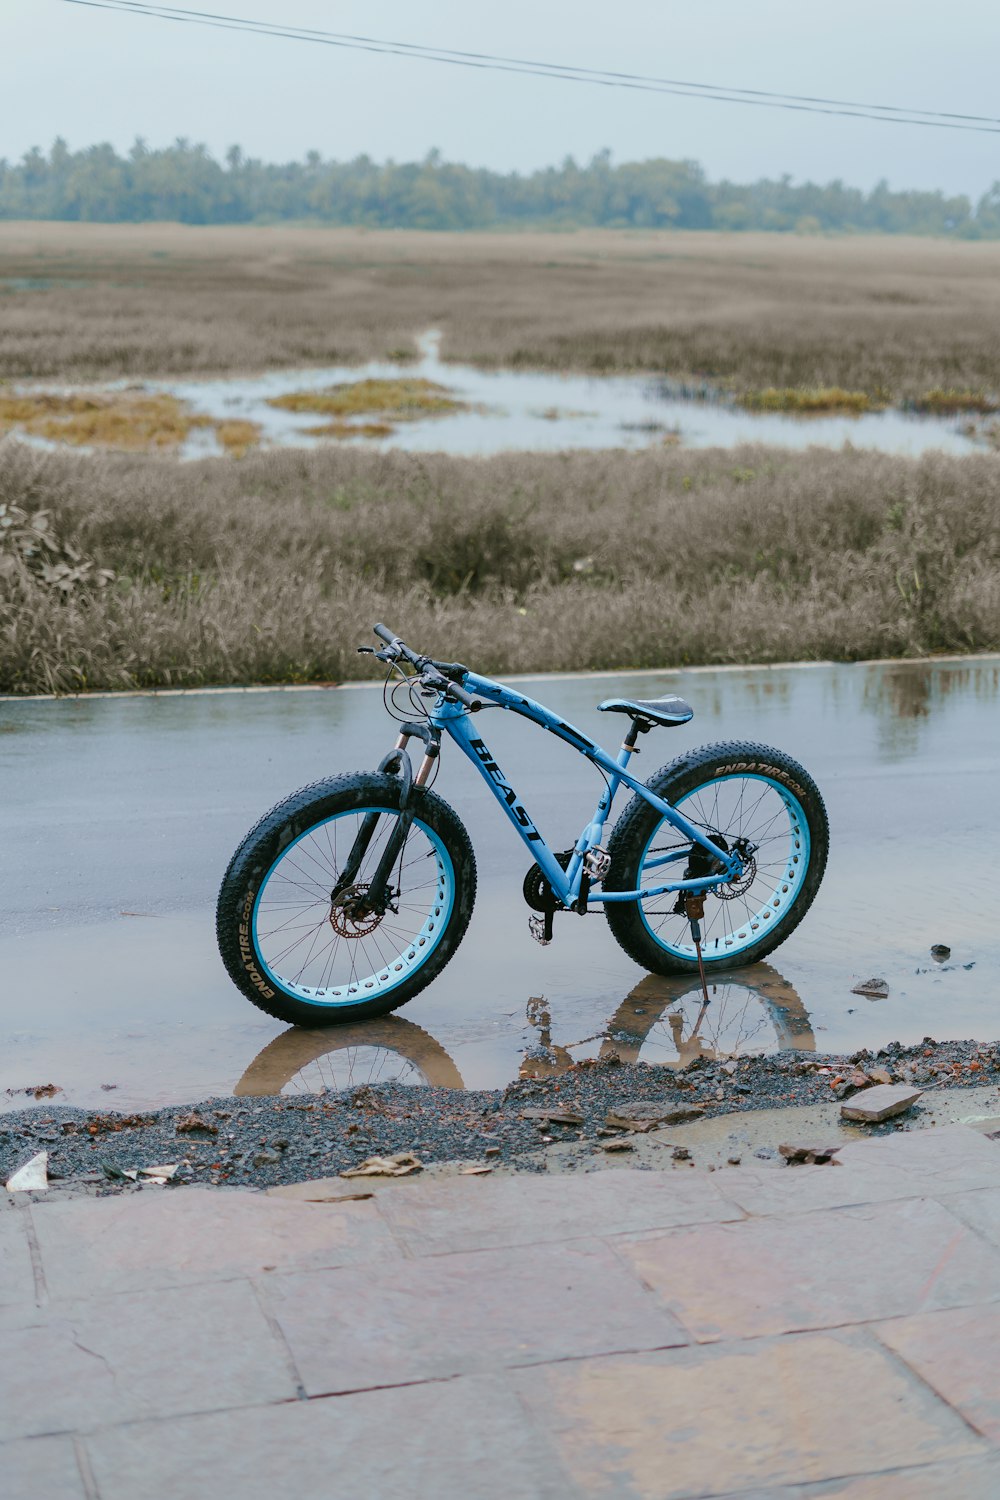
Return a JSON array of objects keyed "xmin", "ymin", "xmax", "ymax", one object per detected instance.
[{"xmin": 217, "ymin": 624, "xmax": 829, "ymax": 1026}]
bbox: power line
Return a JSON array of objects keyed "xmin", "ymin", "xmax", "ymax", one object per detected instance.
[
  {"xmin": 99, "ymin": 0, "xmax": 1000, "ymax": 128},
  {"xmin": 58, "ymin": 0, "xmax": 1000, "ymax": 135}
]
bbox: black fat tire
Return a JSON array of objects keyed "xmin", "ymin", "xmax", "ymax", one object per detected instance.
[
  {"xmin": 604, "ymin": 740, "xmax": 829, "ymax": 976},
  {"xmin": 216, "ymin": 773, "xmax": 477, "ymax": 1026}
]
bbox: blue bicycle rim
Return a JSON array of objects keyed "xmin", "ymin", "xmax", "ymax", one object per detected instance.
[
  {"xmin": 638, "ymin": 774, "xmax": 811, "ymax": 962},
  {"xmin": 251, "ymin": 806, "xmax": 456, "ymax": 1006}
]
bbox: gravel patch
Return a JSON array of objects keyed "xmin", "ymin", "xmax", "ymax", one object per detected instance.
[{"xmin": 4, "ymin": 1035, "xmax": 1000, "ymax": 1198}]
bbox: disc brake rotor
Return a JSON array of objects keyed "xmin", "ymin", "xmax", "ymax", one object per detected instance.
[
  {"xmin": 715, "ymin": 837, "xmax": 758, "ymax": 901},
  {"xmin": 328, "ymin": 884, "xmax": 385, "ymax": 937}
]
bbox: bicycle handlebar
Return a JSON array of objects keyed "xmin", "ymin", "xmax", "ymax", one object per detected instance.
[
  {"xmin": 372, "ymin": 623, "xmax": 481, "ymax": 711},
  {"xmin": 441, "ymin": 677, "xmax": 480, "ymax": 711}
]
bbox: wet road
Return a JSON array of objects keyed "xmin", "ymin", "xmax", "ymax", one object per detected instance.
[{"xmin": 1, "ymin": 657, "xmax": 997, "ymax": 1110}]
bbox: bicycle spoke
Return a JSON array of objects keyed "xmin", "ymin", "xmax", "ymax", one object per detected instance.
[
  {"xmin": 251, "ymin": 803, "xmax": 455, "ymax": 1004},
  {"xmin": 636, "ymin": 772, "xmax": 809, "ymax": 962}
]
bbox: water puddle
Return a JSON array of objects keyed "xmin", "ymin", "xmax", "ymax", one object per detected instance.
[
  {"xmin": 1, "ymin": 657, "xmax": 998, "ymax": 1110},
  {"xmin": 537, "ymin": 1084, "xmax": 1000, "ymax": 1175},
  {"xmin": 5, "ymin": 331, "xmax": 987, "ymax": 458}
]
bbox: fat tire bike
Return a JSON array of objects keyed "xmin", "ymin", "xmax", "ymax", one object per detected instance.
[{"xmin": 217, "ymin": 624, "xmax": 829, "ymax": 1027}]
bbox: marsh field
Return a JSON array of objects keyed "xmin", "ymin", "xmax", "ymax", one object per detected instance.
[{"xmin": 1, "ymin": 222, "xmax": 999, "ymax": 693}]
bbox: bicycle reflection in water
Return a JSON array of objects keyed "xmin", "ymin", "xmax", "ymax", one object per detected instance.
[{"xmin": 234, "ymin": 962, "xmax": 814, "ymax": 1097}]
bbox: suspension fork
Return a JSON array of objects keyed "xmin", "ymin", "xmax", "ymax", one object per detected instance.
[{"xmin": 331, "ymin": 722, "xmax": 441, "ymax": 914}]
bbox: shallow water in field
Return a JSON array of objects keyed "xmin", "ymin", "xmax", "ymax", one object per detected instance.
[
  {"xmin": 0, "ymin": 655, "xmax": 997, "ymax": 1110},
  {"xmin": 11, "ymin": 330, "xmax": 986, "ymax": 458},
  {"xmin": 163, "ymin": 332, "xmax": 983, "ymax": 458}
]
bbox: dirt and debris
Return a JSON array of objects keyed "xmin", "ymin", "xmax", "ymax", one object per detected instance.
[
  {"xmin": 840, "ymin": 1084, "xmax": 923, "ymax": 1123},
  {"xmin": 342, "ymin": 1152, "xmax": 422, "ymax": 1179},
  {"xmin": 851, "ymin": 977, "xmax": 890, "ymax": 999},
  {"xmin": 605, "ymin": 1102, "xmax": 708, "ymax": 1132},
  {"xmin": 778, "ymin": 1143, "xmax": 842, "ymax": 1166},
  {"xmin": 6, "ymin": 1150, "xmax": 49, "ymax": 1191},
  {"xmin": 3, "ymin": 1036, "xmax": 1000, "ymax": 1196},
  {"xmin": 175, "ymin": 1111, "xmax": 218, "ymax": 1136}
]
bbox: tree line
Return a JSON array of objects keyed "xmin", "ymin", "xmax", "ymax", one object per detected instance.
[{"xmin": 2, "ymin": 139, "xmax": 997, "ymax": 236}]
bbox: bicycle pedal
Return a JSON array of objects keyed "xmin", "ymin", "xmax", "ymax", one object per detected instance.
[
  {"xmin": 528, "ymin": 914, "xmax": 552, "ymax": 946},
  {"xmin": 584, "ymin": 844, "xmax": 612, "ymax": 882}
]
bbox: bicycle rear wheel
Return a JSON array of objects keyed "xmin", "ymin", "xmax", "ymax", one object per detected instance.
[
  {"xmin": 217, "ymin": 772, "xmax": 476, "ymax": 1025},
  {"xmin": 605, "ymin": 741, "xmax": 828, "ymax": 975}
]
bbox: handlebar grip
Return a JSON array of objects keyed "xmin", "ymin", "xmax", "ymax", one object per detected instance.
[
  {"xmin": 448, "ymin": 681, "xmax": 481, "ymax": 712},
  {"xmin": 373, "ymin": 623, "xmax": 397, "ymax": 646}
]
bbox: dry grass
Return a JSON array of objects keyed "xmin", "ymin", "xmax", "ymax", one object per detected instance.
[
  {"xmin": 908, "ymin": 389, "xmax": 1000, "ymax": 415},
  {"xmin": 1, "ymin": 440, "xmax": 997, "ymax": 694},
  {"xmin": 214, "ymin": 420, "xmax": 261, "ymax": 456},
  {"xmin": 269, "ymin": 377, "xmax": 466, "ymax": 432},
  {"xmin": 301, "ymin": 420, "xmax": 396, "ymax": 439},
  {"xmin": 3, "ymin": 223, "xmax": 1000, "ymax": 402},
  {"xmin": 0, "ymin": 390, "xmax": 210, "ymax": 450},
  {"xmin": 0, "ymin": 388, "xmax": 261, "ymax": 455}
]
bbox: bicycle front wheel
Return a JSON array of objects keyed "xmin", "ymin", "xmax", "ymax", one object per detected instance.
[
  {"xmin": 605, "ymin": 741, "xmax": 828, "ymax": 976},
  {"xmin": 217, "ymin": 772, "xmax": 476, "ymax": 1025}
]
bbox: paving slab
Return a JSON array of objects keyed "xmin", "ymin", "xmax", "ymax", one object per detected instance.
[
  {"xmin": 792, "ymin": 1454, "xmax": 1000, "ymax": 1497},
  {"xmin": 875, "ymin": 1302, "xmax": 1000, "ymax": 1444},
  {"xmin": 264, "ymin": 1236, "xmax": 688, "ymax": 1394},
  {"xmin": 374, "ymin": 1166, "xmax": 740, "ymax": 1256},
  {"xmin": 29, "ymin": 1185, "xmax": 401, "ymax": 1298},
  {"xmin": 835, "ymin": 1124, "xmax": 1000, "ymax": 1187},
  {"xmin": 83, "ymin": 1374, "xmax": 570, "ymax": 1500},
  {"xmin": 937, "ymin": 1184, "xmax": 1000, "ymax": 1250},
  {"xmin": 0, "ymin": 1211, "xmax": 37, "ymax": 1308},
  {"xmin": 0, "ymin": 1435, "xmax": 89, "ymax": 1500},
  {"xmin": 715, "ymin": 1159, "xmax": 927, "ymax": 1218},
  {"xmin": 514, "ymin": 1330, "xmax": 985, "ymax": 1499},
  {"xmin": 718, "ymin": 1125, "xmax": 1000, "ymax": 1218},
  {"xmin": 619, "ymin": 1195, "xmax": 1000, "ymax": 1341},
  {"xmin": 0, "ymin": 1278, "xmax": 297, "ymax": 1440}
]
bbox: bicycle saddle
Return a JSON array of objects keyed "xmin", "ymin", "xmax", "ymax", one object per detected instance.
[{"xmin": 597, "ymin": 694, "xmax": 694, "ymax": 728}]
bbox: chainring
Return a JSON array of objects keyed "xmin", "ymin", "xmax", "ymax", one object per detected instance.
[{"xmin": 522, "ymin": 850, "xmax": 574, "ymax": 913}]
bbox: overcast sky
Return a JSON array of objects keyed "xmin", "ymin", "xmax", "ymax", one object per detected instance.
[{"xmin": 4, "ymin": 0, "xmax": 999, "ymax": 198}]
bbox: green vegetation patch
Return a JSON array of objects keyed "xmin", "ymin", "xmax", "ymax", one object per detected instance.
[
  {"xmin": 268, "ymin": 377, "xmax": 467, "ymax": 423},
  {"xmin": 737, "ymin": 387, "xmax": 879, "ymax": 415}
]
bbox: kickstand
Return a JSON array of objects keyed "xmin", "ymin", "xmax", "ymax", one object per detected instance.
[{"xmin": 684, "ymin": 893, "xmax": 712, "ymax": 1011}]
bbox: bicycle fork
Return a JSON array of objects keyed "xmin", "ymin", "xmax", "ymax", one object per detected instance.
[{"xmin": 331, "ymin": 723, "xmax": 440, "ymax": 918}]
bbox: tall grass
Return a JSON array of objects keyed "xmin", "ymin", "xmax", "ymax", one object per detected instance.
[
  {"xmin": 1, "ymin": 440, "xmax": 997, "ymax": 694},
  {"xmin": 3, "ymin": 224, "xmax": 1000, "ymax": 399}
]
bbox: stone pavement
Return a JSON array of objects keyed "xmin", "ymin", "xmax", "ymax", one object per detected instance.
[{"xmin": 5, "ymin": 1125, "xmax": 1000, "ymax": 1499}]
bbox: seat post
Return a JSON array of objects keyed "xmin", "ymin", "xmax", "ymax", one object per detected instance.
[{"xmin": 616, "ymin": 717, "xmax": 646, "ymax": 769}]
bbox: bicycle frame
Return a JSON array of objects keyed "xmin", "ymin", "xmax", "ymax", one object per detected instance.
[{"xmin": 428, "ymin": 670, "xmax": 745, "ymax": 909}]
